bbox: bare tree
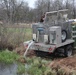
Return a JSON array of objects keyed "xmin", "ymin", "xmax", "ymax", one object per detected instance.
[
  {"xmin": 73, "ymin": 0, "xmax": 76, "ymax": 18},
  {"xmin": 34, "ymin": 0, "xmax": 53, "ymax": 21},
  {"xmin": 0, "ymin": 0, "xmax": 28, "ymax": 24},
  {"xmin": 0, "ymin": 0, "xmax": 76, "ymax": 23}
]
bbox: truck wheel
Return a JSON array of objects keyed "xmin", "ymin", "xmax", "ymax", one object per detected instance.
[
  {"xmin": 61, "ymin": 30, "xmax": 67, "ymax": 42},
  {"xmin": 64, "ymin": 45, "xmax": 73, "ymax": 57}
]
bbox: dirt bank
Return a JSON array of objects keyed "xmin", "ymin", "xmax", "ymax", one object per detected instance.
[
  {"xmin": 50, "ymin": 56, "xmax": 76, "ymax": 73},
  {"xmin": 14, "ymin": 44, "xmax": 35, "ymax": 57},
  {"xmin": 14, "ymin": 44, "xmax": 76, "ymax": 74}
]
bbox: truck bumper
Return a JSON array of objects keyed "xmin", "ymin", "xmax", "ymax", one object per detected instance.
[
  {"xmin": 30, "ymin": 43, "xmax": 56, "ymax": 53},
  {"xmin": 24, "ymin": 41, "xmax": 56, "ymax": 53}
]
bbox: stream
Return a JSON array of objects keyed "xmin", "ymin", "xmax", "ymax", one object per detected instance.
[
  {"xmin": 0, "ymin": 63, "xmax": 18, "ymax": 75},
  {"xmin": 0, "ymin": 63, "xmax": 29, "ymax": 75}
]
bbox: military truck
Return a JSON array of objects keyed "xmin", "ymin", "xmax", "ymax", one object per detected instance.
[{"xmin": 24, "ymin": 9, "xmax": 76, "ymax": 57}]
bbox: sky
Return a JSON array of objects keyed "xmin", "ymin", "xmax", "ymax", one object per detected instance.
[{"xmin": 25, "ymin": 0, "xmax": 37, "ymax": 8}]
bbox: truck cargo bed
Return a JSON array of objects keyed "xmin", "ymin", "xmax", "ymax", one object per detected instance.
[{"xmin": 30, "ymin": 39, "xmax": 74, "ymax": 53}]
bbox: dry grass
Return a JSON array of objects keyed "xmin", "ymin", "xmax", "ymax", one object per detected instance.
[
  {"xmin": 49, "ymin": 56, "xmax": 76, "ymax": 75},
  {"xmin": 0, "ymin": 23, "xmax": 32, "ymax": 50}
]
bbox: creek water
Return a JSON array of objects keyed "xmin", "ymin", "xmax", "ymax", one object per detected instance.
[
  {"xmin": 0, "ymin": 63, "xmax": 29, "ymax": 75},
  {"xmin": 0, "ymin": 63, "xmax": 18, "ymax": 75}
]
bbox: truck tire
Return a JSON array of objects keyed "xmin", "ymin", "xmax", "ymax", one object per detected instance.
[
  {"xmin": 64, "ymin": 45, "xmax": 73, "ymax": 57},
  {"xmin": 61, "ymin": 30, "xmax": 67, "ymax": 42}
]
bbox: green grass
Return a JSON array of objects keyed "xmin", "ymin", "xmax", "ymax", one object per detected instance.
[
  {"xmin": 6, "ymin": 28, "xmax": 32, "ymax": 41},
  {"xmin": 25, "ymin": 28, "xmax": 32, "ymax": 41},
  {"xmin": 25, "ymin": 56, "xmax": 56, "ymax": 75},
  {"xmin": 0, "ymin": 50, "xmax": 26, "ymax": 75},
  {"xmin": 26, "ymin": 28, "xmax": 32, "ymax": 34},
  {"xmin": 17, "ymin": 63, "xmax": 25, "ymax": 74},
  {"xmin": 0, "ymin": 50, "xmax": 19, "ymax": 64}
]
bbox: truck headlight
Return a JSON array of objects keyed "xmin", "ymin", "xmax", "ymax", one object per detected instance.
[
  {"xmin": 44, "ymin": 35, "xmax": 48, "ymax": 43},
  {"xmin": 33, "ymin": 34, "xmax": 36, "ymax": 40}
]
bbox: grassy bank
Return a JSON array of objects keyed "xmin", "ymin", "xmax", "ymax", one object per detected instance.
[
  {"xmin": 0, "ymin": 50, "xmax": 26, "ymax": 74},
  {"xmin": 0, "ymin": 50, "xmax": 76, "ymax": 75},
  {"xmin": 25, "ymin": 56, "xmax": 76, "ymax": 75}
]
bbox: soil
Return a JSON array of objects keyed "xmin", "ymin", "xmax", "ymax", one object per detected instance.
[
  {"xmin": 49, "ymin": 56, "xmax": 76, "ymax": 73},
  {"xmin": 14, "ymin": 44, "xmax": 35, "ymax": 56},
  {"xmin": 14, "ymin": 44, "xmax": 35, "ymax": 64}
]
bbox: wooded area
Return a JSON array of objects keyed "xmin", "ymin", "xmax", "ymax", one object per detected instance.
[{"xmin": 0, "ymin": 0, "xmax": 76, "ymax": 24}]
